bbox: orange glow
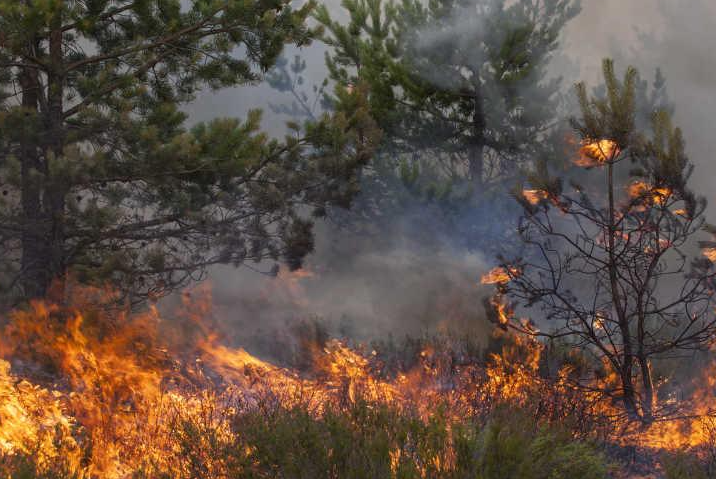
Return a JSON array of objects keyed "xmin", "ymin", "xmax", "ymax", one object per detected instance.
[
  {"xmin": 2, "ymin": 282, "xmax": 716, "ymax": 476},
  {"xmin": 522, "ymin": 189, "xmax": 549, "ymax": 205},
  {"xmin": 703, "ymin": 248, "xmax": 716, "ymax": 262},
  {"xmin": 628, "ymin": 181, "xmax": 672, "ymax": 206},
  {"xmin": 574, "ymin": 139, "xmax": 620, "ymax": 167},
  {"xmin": 480, "ymin": 266, "xmax": 518, "ymax": 285}
]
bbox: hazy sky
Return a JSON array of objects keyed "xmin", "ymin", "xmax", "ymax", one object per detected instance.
[{"xmin": 564, "ymin": 0, "xmax": 716, "ymax": 210}]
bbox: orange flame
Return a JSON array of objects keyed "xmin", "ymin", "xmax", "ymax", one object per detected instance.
[
  {"xmin": 703, "ymin": 248, "xmax": 716, "ymax": 262},
  {"xmin": 574, "ymin": 139, "xmax": 620, "ymax": 167},
  {"xmin": 2, "ymin": 282, "xmax": 716, "ymax": 476},
  {"xmin": 480, "ymin": 266, "xmax": 518, "ymax": 285},
  {"xmin": 628, "ymin": 181, "xmax": 672, "ymax": 206},
  {"xmin": 522, "ymin": 189, "xmax": 549, "ymax": 205}
]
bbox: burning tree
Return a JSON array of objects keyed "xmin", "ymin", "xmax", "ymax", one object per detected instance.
[
  {"xmin": 0, "ymin": 1, "xmax": 378, "ymax": 303},
  {"xmin": 490, "ymin": 59, "xmax": 716, "ymax": 423}
]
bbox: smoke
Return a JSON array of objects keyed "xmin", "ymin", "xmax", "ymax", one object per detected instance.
[
  {"xmin": 174, "ymin": 0, "xmax": 716, "ymax": 350},
  {"xmin": 562, "ymin": 0, "xmax": 716, "ymax": 219},
  {"xmin": 206, "ymin": 214, "xmax": 495, "ymax": 352}
]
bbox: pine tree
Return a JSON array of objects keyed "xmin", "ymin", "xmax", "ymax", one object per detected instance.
[
  {"xmin": 491, "ymin": 60, "xmax": 716, "ymax": 423},
  {"xmin": 315, "ymin": 0, "xmax": 580, "ymax": 199},
  {"xmin": 0, "ymin": 0, "xmax": 378, "ymax": 303}
]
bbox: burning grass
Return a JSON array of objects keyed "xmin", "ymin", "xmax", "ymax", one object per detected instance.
[{"xmin": 0, "ymin": 284, "xmax": 714, "ymax": 477}]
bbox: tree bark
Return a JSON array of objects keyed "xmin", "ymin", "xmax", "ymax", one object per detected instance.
[
  {"xmin": 638, "ymin": 355, "xmax": 655, "ymax": 423},
  {"xmin": 606, "ymin": 156, "xmax": 639, "ymax": 420},
  {"xmin": 19, "ymin": 42, "xmax": 50, "ymax": 299},
  {"xmin": 45, "ymin": 6, "xmax": 68, "ymax": 298},
  {"xmin": 19, "ymin": 4, "xmax": 67, "ymax": 299}
]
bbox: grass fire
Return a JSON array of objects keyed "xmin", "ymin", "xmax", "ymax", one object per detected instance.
[{"xmin": 3, "ymin": 1, "xmax": 716, "ymax": 478}]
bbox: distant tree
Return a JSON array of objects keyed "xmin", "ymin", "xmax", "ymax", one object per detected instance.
[
  {"xmin": 490, "ymin": 60, "xmax": 716, "ymax": 423},
  {"xmin": 266, "ymin": 54, "xmax": 329, "ymax": 121},
  {"xmin": 0, "ymin": 0, "xmax": 379, "ymax": 303},
  {"xmin": 315, "ymin": 0, "xmax": 580, "ymax": 200}
]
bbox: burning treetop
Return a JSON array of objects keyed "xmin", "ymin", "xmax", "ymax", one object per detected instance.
[{"xmin": 488, "ymin": 59, "xmax": 716, "ymax": 425}]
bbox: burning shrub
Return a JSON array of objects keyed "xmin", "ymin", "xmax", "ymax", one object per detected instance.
[{"xmin": 0, "ymin": 283, "xmax": 697, "ymax": 477}]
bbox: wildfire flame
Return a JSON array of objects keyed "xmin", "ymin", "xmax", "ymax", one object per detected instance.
[
  {"xmin": 1, "ymin": 282, "xmax": 716, "ymax": 477},
  {"xmin": 703, "ymin": 248, "xmax": 716, "ymax": 262},
  {"xmin": 628, "ymin": 181, "xmax": 672, "ymax": 206},
  {"xmin": 480, "ymin": 266, "xmax": 518, "ymax": 285},
  {"xmin": 522, "ymin": 189, "xmax": 549, "ymax": 206},
  {"xmin": 574, "ymin": 139, "xmax": 620, "ymax": 167}
]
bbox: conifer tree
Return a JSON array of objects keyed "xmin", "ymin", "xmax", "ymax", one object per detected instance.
[
  {"xmin": 491, "ymin": 60, "xmax": 716, "ymax": 423},
  {"xmin": 315, "ymin": 0, "xmax": 580, "ymax": 201},
  {"xmin": 0, "ymin": 0, "xmax": 378, "ymax": 302}
]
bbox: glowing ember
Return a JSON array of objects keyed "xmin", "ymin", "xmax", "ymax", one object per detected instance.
[
  {"xmin": 574, "ymin": 139, "xmax": 620, "ymax": 167},
  {"xmin": 522, "ymin": 189, "xmax": 549, "ymax": 205},
  {"xmin": 703, "ymin": 248, "xmax": 716, "ymax": 262}
]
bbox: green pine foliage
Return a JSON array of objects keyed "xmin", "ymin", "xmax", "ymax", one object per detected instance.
[
  {"xmin": 0, "ymin": 0, "xmax": 379, "ymax": 302},
  {"xmin": 315, "ymin": 0, "xmax": 581, "ymax": 207}
]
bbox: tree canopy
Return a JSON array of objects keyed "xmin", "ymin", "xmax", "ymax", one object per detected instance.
[
  {"xmin": 0, "ymin": 0, "xmax": 378, "ymax": 303},
  {"xmin": 316, "ymin": 0, "xmax": 580, "ymax": 198}
]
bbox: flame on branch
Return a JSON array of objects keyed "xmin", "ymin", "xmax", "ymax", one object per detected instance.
[
  {"xmin": 480, "ymin": 266, "xmax": 519, "ymax": 285},
  {"xmin": 522, "ymin": 189, "xmax": 550, "ymax": 206},
  {"xmin": 574, "ymin": 139, "xmax": 620, "ymax": 167}
]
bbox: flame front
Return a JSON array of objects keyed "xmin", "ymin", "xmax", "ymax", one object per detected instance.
[{"xmin": 1, "ymin": 283, "xmax": 716, "ymax": 477}]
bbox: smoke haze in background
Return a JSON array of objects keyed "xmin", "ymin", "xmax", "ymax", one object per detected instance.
[{"xmin": 177, "ymin": 0, "xmax": 716, "ymax": 345}]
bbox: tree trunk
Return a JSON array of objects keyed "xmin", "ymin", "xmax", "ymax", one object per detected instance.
[
  {"xmin": 19, "ymin": 49, "xmax": 51, "ymax": 299},
  {"xmin": 620, "ymin": 360, "xmax": 639, "ymax": 420},
  {"xmin": 606, "ymin": 155, "xmax": 639, "ymax": 420},
  {"xmin": 19, "ymin": 6, "xmax": 67, "ymax": 300},
  {"xmin": 45, "ymin": 9, "xmax": 68, "ymax": 298},
  {"xmin": 638, "ymin": 355, "xmax": 655, "ymax": 423}
]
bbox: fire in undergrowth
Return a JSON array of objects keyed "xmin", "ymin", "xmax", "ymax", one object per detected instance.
[{"xmin": 1, "ymin": 282, "xmax": 716, "ymax": 477}]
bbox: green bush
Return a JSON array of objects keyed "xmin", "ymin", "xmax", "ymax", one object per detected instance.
[
  {"xmin": 663, "ymin": 452, "xmax": 711, "ymax": 479},
  {"xmin": 1, "ymin": 401, "xmax": 611, "ymax": 478},
  {"xmin": 476, "ymin": 411, "xmax": 608, "ymax": 479},
  {"xmin": 223, "ymin": 402, "xmax": 609, "ymax": 479}
]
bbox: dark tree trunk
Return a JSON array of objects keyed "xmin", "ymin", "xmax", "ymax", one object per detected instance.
[
  {"xmin": 45, "ymin": 12, "xmax": 68, "ymax": 298},
  {"xmin": 19, "ymin": 53, "xmax": 51, "ymax": 299},
  {"xmin": 606, "ymin": 156, "xmax": 640, "ymax": 421},
  {"xmin": 19, "ymin": 7, "xmax": 67, "ymax": 300},
  {"xmin": 638, "ymin": 355, "xmax": 655, "ymax": 423}
]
